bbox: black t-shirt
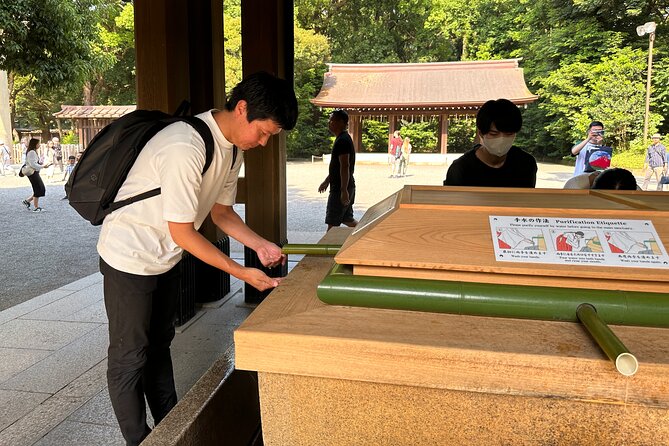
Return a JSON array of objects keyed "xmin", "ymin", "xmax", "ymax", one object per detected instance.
[
  {"xmin": 444, "ymin": 145, "xmax": 537, "ymax": 187},
  {"xmin": 329, "ymin": 132, "xmax": 356, "ymax": 191}
]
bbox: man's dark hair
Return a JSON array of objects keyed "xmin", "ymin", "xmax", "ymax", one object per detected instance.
[
  {"xmin": 588, "ymin": 121, "xmax": 604, "ymax": 129},
  {"xmin": 224, "ymin": 71, "xmax": 298, "ymax": 130},
  {"xmin": 330, "ymin": 109, "xmax": 349, "ymax": 125},
  {"xmin": 476, "ymin": 99, "xmax": 522, "ymax": 135},
  {"xmin": 592, "ymin": 168, "xmax": 638, "ymax": 190}
]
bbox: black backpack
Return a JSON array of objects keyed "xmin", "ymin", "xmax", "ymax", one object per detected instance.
[{"xmin": 65, "ymin": 105, "xmax": 216, "ymax": 226}]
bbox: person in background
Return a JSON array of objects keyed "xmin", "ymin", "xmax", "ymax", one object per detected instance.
[
  {"xmin": 388, "ymin": 130, "xmax": 402, "ymax": 177},
  {"xmin": 52, "ymin": 136, "xmax": 64, "ymax": 173},
  {"xmin": 0, "ymin": 140, "xmax": 11, "ymax": 176},
  {"xmin": 571, "ymin": 121, "xmax": 605, "ymax": 176},
  {"xmin": 592, "ymin": 167, "xmax": 639, "ymax": 190},
  {"xmin": 43, "ymin": 141, "xmax": 55, "ymax": 180},
  {"xmin": 20, "ymin": 137, "xmax": 28, "ymax": 164},
  {"xmin": 62, "ymin": 155, "xmax": 76, "ymax": 181},
  {"xmin": 397, "ymin": 136, "xmax": 412, "ymax": 177},
  {"xmin": 21, "ymin": 138, "xmax": 48, "ymax": 212},
  {"xmin": 564, "ymin": 167, "xmax": 639, "ymax": 190},
  {"xmin": 444, "ymin": 98, "xmax": 537, "ymax": 187},
  {"xmin": 563, "ymin": 170, "xmax": 601, "ymax": 189},
  {"xmin": 641, "ymin": 133, "xmax": 666, "ymax": 191},
  {"xmin": 318, "ymin": 109, "xmax": 358, "ymax": 231}
]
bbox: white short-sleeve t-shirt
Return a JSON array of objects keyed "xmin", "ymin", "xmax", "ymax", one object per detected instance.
[{"xmin": 97, "ymin": 110, "xmax": 242, "ymax": 275}]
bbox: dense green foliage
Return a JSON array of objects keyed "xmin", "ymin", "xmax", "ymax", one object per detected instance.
[
  {"xmin": 1, "ymin": 0, "xmax": 134, "ymax": 139},
  {"xmin": 293, "ymin": 0, "xmax": 669, "ymax": 164},
  {"xmin": 3, "ymin": 0, "xmax": 668, "ymax": 166}
]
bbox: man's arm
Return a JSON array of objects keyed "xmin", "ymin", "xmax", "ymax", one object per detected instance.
[
  {"xmin": 571, "ymin": 139, "xmax": 589, "ymax": 156},
  {"xmin": 318, "ymin": 175, "xmax": 330, "ymax": 193},
  {"xmin": 339, "ymin": 154, "xmax": 350, "ymax": 205},
  {"xmin": 168, "ymin": 220, "xmax": 280, "ymax": 291},
  {"xmin": 210, "ymin": 203, "xmax": 285, "ymax": 268}
]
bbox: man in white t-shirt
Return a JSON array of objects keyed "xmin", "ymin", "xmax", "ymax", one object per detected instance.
[{"xmin": 98, "ymin": 72, "xmax": 298, "ymax": 445}]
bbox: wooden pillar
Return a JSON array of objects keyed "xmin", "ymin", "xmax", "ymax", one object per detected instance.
[
  {"xmin": 388, "ymin": 115, "xmax": 398, "ymax": 152},
  {"xmin": 134, "ymin": 0, "xmax": 190, "ymax": 112},
  {"xmin": 135, "ymin": 0, "xmax": 224, "ymax": 112},
  {"xmin": 438, "ymin": 114, "xmax": 449, "ymax": 154},
  {"xmin": 241, "ymin": 0, "xmax": 293, "ymax": 302},
  {"xmin": 135, "ymin": 0, "xmax": 224, "ymax": 242},
  {"xmin": 348, "ymin": 115, "xmax": 362, "ymax": 152}
]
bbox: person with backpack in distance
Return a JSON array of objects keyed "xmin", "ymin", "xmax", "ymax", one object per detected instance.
[
  {"xmin": 95, "ymin": 72, "xmax": 298, "ymax": 445},
  {"xmin": 21, "ymin": 138, "xmax": 48, "ymax": 212}
]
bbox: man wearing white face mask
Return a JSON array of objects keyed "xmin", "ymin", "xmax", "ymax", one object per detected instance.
[{"xmin": 444, "ymin": 99, "xmax": 537, "ymax": 187}]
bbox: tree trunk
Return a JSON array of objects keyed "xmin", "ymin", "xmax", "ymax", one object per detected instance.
[
  {"xmin": 7, "ymin": 72, "xmax": 16, "ymax": 140},
  {"xmin": 83, "ymin": 81, "xmax": 94, "ymax": 105}
]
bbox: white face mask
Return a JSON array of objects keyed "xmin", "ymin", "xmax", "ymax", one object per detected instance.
[{"xmin": 482, "ymin": 134, "xmax": 515, "ymax": 157}]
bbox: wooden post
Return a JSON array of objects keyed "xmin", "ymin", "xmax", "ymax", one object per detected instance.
[
  {"xmin": 388, "ymin": 115, "xmax": 398, "ymax": 153},
  {"xmin": 241, "ymin": 0, "xmax": 293, "ymax": 302},
  {"xmin": 439, "ymin": 114, "xmax": 449, "ymax": 154},
  {"xmin": 348, "ymin": 115, "xmax": 362, "ymax": 152}
]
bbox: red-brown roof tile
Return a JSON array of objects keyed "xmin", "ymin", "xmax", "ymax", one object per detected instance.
[
  {"xmin": 311, "ymin": 59, "xmax": 538, "ymax": 110},
  {"xmin": 53, "ymin": 105, "xmax": 136, "ymax": 119}
]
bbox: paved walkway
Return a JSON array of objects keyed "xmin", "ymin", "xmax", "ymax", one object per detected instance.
[{"xmin": 0, "ymin": 255, "xmax": 299, "ymax": 446}]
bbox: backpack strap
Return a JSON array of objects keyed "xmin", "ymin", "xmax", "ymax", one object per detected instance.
[
  {"xmin": 108, "ymin": 188, "xmax": 161, "ymax": 213},
  {"xmin": 179, "ymin": 116, "xmax": 215, "ymax": 174}
]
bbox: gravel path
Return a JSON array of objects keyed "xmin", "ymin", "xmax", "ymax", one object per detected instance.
[{"xmin": 0, "ymin": 158, "xmax": 577, "ymax": 311}]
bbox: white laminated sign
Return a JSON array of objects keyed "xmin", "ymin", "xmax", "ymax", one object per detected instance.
[{"xmin": 489, "ymin": 216, "xmax": 669, "ymax": 268}]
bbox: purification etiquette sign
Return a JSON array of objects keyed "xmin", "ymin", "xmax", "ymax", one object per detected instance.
[{"xmin": 490, "ymin": 216, "xmax": 669, "ymax": 268}]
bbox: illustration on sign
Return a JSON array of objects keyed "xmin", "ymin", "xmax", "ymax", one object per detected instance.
[
  {"xmin": 490, "ymin": 216, "xmax": 669, "ymax": 268},
  {"xmin": 496, "ymin": 228, "xmax": 546, "ymax": 250}
]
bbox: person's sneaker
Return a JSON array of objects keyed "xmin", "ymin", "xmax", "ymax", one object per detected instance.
[
  {"xmin": 22, "ymin": 200, "xmax": 30, "ymax": 209},
  {"xmin": 33, "ymin": 207, "xmax": 44, "ymax": 213}
]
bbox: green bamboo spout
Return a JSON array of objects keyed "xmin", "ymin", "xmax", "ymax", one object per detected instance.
[
  {"xmin": 577, "ymin": 304, "xmax": 638, "ymax": 376},
  {"xmin": 282, "ymin": 244, "xmax": 341, "ymax": 255}
]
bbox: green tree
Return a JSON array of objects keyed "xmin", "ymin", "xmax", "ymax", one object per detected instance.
[
  {"xmin": 296, "ymin": 0, "xmax": 445, "ymax": 63},
  {"xmin": 0, "ymin": 0, "xmax": 99, "ymax": 92},
  {"xmin": 83, "ymin": 1, "xmax": 135, "ymax": 105}
]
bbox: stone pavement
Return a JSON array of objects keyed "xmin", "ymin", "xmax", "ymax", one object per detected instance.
[{"xmin": 0, "ymin": 254, "xmax": 300, "ymax": 446}]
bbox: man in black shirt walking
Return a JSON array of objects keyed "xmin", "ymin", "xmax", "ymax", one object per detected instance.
[
  {"xmin": 318, "ymin": 109, "xmax": 358, "ymax": 231},
  {"xmin": 444, "ymin": 99, "xmax": 537, "ymax": 188}
]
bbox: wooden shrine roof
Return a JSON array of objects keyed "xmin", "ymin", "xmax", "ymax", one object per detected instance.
[
  {"xmin": 311, "ymin": 59, "xmax": 538, "ymax": 113},
  {"xmin": 54, "ymin": 105, "xmax": 136, "ymax": 119}
]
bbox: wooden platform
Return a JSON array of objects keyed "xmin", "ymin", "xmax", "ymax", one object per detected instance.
[
  {"xmin": 336, "ymin": 186, "xmax": 669, "ymax": 293},
  {"xmin": 234, "ymin": 228, "xmax": 669, "ymax": 445}
]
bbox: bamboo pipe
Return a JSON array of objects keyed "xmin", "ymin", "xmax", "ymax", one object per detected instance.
[
  {"xmin": 577, "ymin": 304, "xmax": 638, "ymax": 376},
  {"xmin": 282, "ymin": 244, "xmax": 341, "ymax": 255},
  {"xmin": 317, "ymin": 263, "xmax": 669, "ymax": 328}
]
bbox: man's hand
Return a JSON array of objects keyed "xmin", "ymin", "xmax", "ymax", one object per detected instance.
[
  {"xmin": 256, "ymin": 241, "xmax": 286, "ymax": 268},
  {"xmin": 340, "ymin": 189, "xmax": 350, "ymax": 206},
  {"xmin": 241, "ymin": 267, "xmax": 283, "ymax": 291},
  {"xmin": 318, "ymin": 179, "xmax": 329, "ymax": 193}
]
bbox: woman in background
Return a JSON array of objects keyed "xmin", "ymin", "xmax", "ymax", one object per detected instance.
[
  {"xmin": 397, "ymin": 137, "xmax": 412, "ymax": 177},
  {"xmin": 21, "ymin": 138, "xmax": 47, "ymax": 212}
]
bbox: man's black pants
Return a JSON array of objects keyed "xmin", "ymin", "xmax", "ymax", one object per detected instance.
[{"xmin": 100, "ymin": 258, "xmax": 180, "ymax": 446}]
